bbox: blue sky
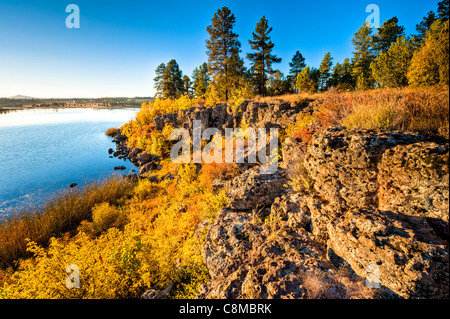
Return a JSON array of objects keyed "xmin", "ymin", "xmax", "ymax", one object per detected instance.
[{"xmin": 0, "ymin": 0, "xmax": 439, "ymax": 98}]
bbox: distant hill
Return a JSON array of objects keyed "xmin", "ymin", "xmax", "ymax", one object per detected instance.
[{"xmin": 6, "ymin": 95, "xmax": 36, "ymax": 99}]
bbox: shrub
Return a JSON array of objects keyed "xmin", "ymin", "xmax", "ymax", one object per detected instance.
[
  {"xmin": 0, "ymin": 176, "xmax": 134, "ymax": 269},
  {"xmin": 91, "ymin": 203, "xmax": 127, "ymax": 234},
  {"xmin": 105, "ymin": 127, "xmax": 118, "ymax": 136},
  {"xmin": 286, "ymin": 157, "xmax": 314, "ymax": 193},
  {"xmin": 342, "ymin": 100, "xmax": 401, "ymax": 130}
]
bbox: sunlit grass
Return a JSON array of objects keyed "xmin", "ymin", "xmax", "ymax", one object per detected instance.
[{"xmin": 0, "ymin": 175, "xmax": 134, "ymax": 268}]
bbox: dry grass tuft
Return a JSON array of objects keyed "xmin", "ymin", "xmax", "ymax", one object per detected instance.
[
  {"xmin": 105, "ymin": 127, "xmax": 119, "ymax": 136},
  {"xmin": 0, "ymin": 175, "xmax": 134, "ymax": 268}
]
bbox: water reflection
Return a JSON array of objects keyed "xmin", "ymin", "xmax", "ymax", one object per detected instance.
[{"xmin": 0, "ymin": 108, "xmax": 138, "ymax": 215}]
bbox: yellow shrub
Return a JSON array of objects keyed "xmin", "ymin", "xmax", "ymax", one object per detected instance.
[
  {"xmin": 1, "ymin": 230, "xmax": 144, "ymax": 299},
  {"xmin": 91, "ymin": 203, "xmax": 127, "ymax": 234}
]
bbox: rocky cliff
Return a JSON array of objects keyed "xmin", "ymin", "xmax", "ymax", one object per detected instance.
[{"xmin": 115, "ymin": 99, "xmax": 449, "ymax": 299}]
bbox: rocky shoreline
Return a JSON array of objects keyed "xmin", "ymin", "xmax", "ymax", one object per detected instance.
[{"xmin": 111, "ymin": 100, "xmax": 449, "ymax": 299}]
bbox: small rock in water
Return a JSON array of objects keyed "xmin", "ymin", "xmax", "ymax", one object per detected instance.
[
  {"xmin": 108, "ymin": 148, "xmax": 114, "ymax": 154},
  {"xmin": 114, "ymin": 166, "xmax": 126, "ymax": 170},
  {"xmin": 69, "ymin": 183, "xmax": 78, "ymax": 188}
]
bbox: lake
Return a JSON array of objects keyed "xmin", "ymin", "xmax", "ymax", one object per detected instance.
[{"xmin": 0, "ymin": 108, "xmax": 139, "ymax": 215}]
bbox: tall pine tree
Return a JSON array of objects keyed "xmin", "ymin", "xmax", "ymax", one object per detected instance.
[
  {"xmin": 372, "ymin": 17, "xmax": 405, "ymax": 54},
  {"xmin": 438, "ymin": 0, "xmax": 449, "ymax": 21},
  {"xmin": 246, "ymin": 16, "xmax": 281, "ymax": 96},
  {"xmin": 288, "ymin": 51, "xmax": 306, "ymax": 92},
  {"xmin": 206, "ymin": 6, "xmax": 244, "ymax": 101},
  {"xmin": 162, "ymin": 59, "xmax": 184, "ymax": 100},
  {"xmin": 182, "ymin": 75, "xmax": 193, "ymax": 97},
  {"xmin": 318, "ymin": 52, "xmax": 333, "ymax": 91},
  {"xmin": 153, "ymin": 63, "xmax": 166, "ymax": 98},
  {"xmin": 416, "ymin": 11, "xmax": 437, "ymax": 42},
  {"xmin": 352, "ymin": 22, "xmax": 375, "ymax": 90}
]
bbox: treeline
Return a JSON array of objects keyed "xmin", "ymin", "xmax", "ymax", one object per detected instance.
[{"xmin": 153, "ymin": 0, "xmax": 449, "ymax": 101}]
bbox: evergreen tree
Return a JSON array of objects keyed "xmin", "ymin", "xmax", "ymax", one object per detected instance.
[
  {"xmin": 438, "ymin": 0, "xmax": 449, "ymax": 21},
  {"xmin": 372, "ymin": 17, "xmax": 405, "ymax": 54},
  {"xmin": 341, "ymin": 58, "xmax": 355, "ymax": 87},
  {"xmin": 162, "ymin": 59, "xmax": 184, "ymax": 100},
  {"xmin": 318, "ymin": 52, "xmax": 333, "ymax": 91},
  {"xmin": 330, "ymin": 58, "xmax": 354, "ymax": 89},
  {"xmin": 416, "ymin": 11, "xmax": 437, "ymax": 42},
  {"xmin": 408, "ymin": 20, "xmax": 449, "ymax": 87},
  {"xmin": 371, "ymin": 36, "xmax": 414, "ymax": 88},
  {"xmin": 153, "ymin": 63, "xmax": 166, "ymax": 98},
  {"xmin": 296, "ymin": 66, "xmax": 319, "ymax": 93},
  {"xmin": 206, "ymin": 6, "xmax": 245, "ymax": 101},
  {"xmin": 192, "ymin": 62, "xmax": 210, "ymax": 98},
  {"xmin": 246, "ymin": 16, "xmax": 282, "ymax": 96},
  {"xmin": 182, "ymin": 75, "xmax": 193, "ymax": 97},
  {"xmin": 267, "ymin": 70, "xmax": 290, "ymax": 96},
  {"xmin": 351, "ymin": 22, "xmax": 375, "ymax": 90},
  {"xmin": 288, "ymin": 51, "xmax": 306, "ymax": 92}
]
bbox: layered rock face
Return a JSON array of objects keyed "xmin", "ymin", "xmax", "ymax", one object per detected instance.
[
  {"xmin": 153, "ymin": 100, "xmax": 302, "ymax": 133},
  {"xmin": 118, "ymin": 99, "xmax": 448, "ymax": 299},
  {"xmin": 198, "ymin": 125, "xmax": 449, "ymax": 299}
]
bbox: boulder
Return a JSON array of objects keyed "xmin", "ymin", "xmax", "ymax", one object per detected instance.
[
  {"xmin": 327, "ymin": 208, "xmax": 449, "ymax": 299},
  {"xmin": 198, "ymin": 207, "xmax": 374, "ymax": 299},
  {"xmin": 378, "ymin": 141, "xmax": 449, "ymax": 222},
  {"xmin": 123, "ymin": 173, "xmax": 138, "ymax": 183},
  {"xmin": 139, "ymin": 161, "xmax": 160, "ymax": 174},
  {"xmin": 304, "ymin": 126, "xmax": 423, "ymax": 209},
  {"xmin": 224, "ymin": 166, "xmax": 288, "ymax": 211},
  {"xmin": 137, "ymin": 152, "xmax": 152, "ymax": 166}
]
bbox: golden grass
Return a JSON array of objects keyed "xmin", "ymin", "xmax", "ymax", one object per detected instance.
[
  {"xmin": 105, "ymin": 127, "xmax": 119, "ymax": 136},
  {"xmin": 0, "ymin": 175, "xmax": 134, "ymax": 268},
  {"xmin": 278, "ymin": 86, "xmax": 449, "ymax": 140}
]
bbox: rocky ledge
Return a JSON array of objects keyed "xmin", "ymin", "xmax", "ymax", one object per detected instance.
[
  {"xmin": 112, "ymin": 100, "xmax": 448, "ymax": 299},
  {"xmin": 197, "ymin": 126, "xmax": 449, "ymax": 299}
]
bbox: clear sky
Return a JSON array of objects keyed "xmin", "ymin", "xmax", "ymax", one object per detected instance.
[{"xmin": 0, "ymin": 0, "xmax": 439, "ymax": 98}]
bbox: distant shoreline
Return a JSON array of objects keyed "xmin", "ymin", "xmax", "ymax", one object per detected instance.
[{"xmin": 0, "ymin": 104, "xmax": 142, "ymax": 112}]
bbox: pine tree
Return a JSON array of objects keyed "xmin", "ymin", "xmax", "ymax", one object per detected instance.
[
  {"xmin": 206, "ymin": 6, "xmax": 245, "ymax": 101},
  {"xmin": 438, "ymin": 0, "xmax": 449, "ymax": 21},
  {"xmin": 192, "ymin": 62, "xmax": 210, "ymax": 98},
  {"xmin": 153, "ymin": 63, "xmax": 166, "ymax": 98},
  {"xmin": 162, "ymin": 59, "xmax": 184, "ymax": 100},
  {"xmin": 330, "ymin": 58, "xmax": 355, "ymax": 90},
  {"xmin": 288, "ymin": 51, "xmax": 306, "ymax": 92},
  {"xmin": 267, "ymin": 70, "xmax": 290, "ymax": 96},
  {"xmin": 318, "ymin": 52, "xmax": 333, "ymax": 91},
  {"xmin": 246, "ymin": 16, "xmax": 281, "ymax": 96},
  {"xmin": 351, "ymin": 22, "xmax": 375, "ymax": 90},
  {"xmin": 296, "ymin": 66, "xmax": 319, "ymax": 93},
  {"xmin": 408, "ymin": 20, "xmax": 449, "ymax": 87},
  {"xmin": 371, "ymin": 36, "xmax": 414, "ymax": 88},
  {"xmin": 182, "ymin": 75, "xmax": 193, "ymax": 97},
  {"xmin": 416, "ymin": 11, "xmax": 437, "ymax": 42},
  {"xmin": 372, "ymin": 17, "xmax": 405, "ymax": 54}
]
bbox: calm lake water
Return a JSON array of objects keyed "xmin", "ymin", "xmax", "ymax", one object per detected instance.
[{"xmin": 0, "ymin": 108, "xmax": 139, "ymax": 215}]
